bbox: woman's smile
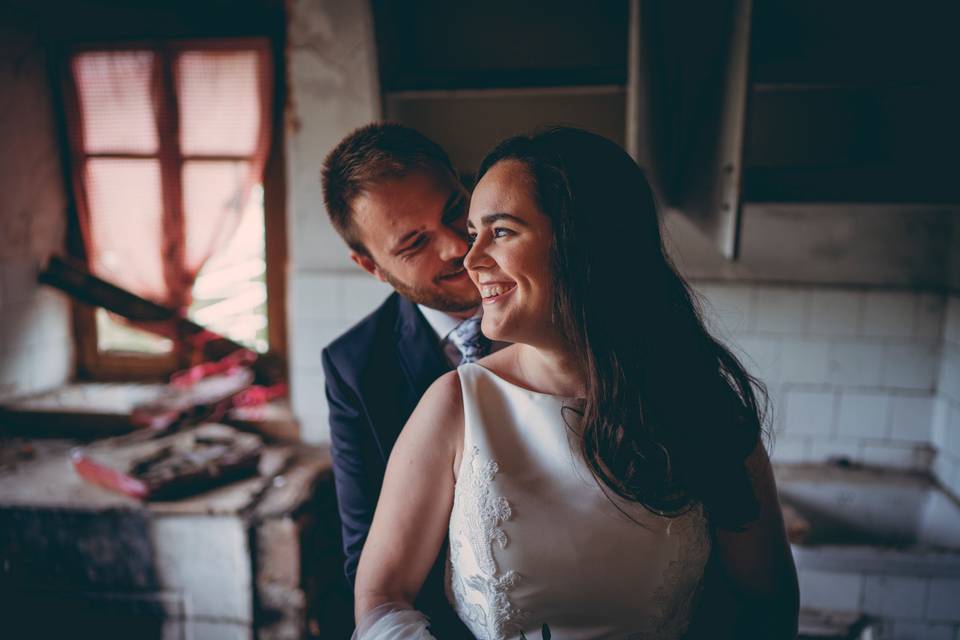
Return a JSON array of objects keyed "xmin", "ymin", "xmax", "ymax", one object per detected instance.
[
  {"xmin": 464, "ymin": 159, "xmax": 556, "ymax": 344},
  {"xmin": 479, "ymin": 282, "xmax": 517, "ymax": 304}
]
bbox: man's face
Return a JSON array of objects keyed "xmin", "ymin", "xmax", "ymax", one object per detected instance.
[{"xmin": 350, "ymin": 167, "xmax": 481, "ymax": 316}]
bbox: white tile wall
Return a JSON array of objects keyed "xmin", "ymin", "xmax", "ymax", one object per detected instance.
[
  {"xmin": 753, "ymin": 286, "xmax": 808, "ymax": 333},
  {"xmin": 693, "ymin": 283, "xmax": 949, "ymax": 474},
  {"xmin": 808, "ymin": 289, "xmax": 862, "ymax": 336},
  {"xmin": 797, "ymin": 565, "xmax": 960, "ymax": 639},
  {"xmin": 863, "ymin": 575, "xmax": 930, "ymax": 619},
  {"xmin": 883, "ymin": 342, "xmax": 940, "ymax": 391},
  {"xmin": 287, "ymin": 269, "xmax": 393, "ymax": 442},
  {"xmin": 780, "ymin": 338, "xmax": 831, "ymax": 385},
  {"xmin": 886, "ymin": 620, "xmax": 956, "ymax": 640},
  {"xmin": 890, "ymin": 395, "xmax": 934, "ymax": 442},
  {"xmin": 934, "ymin": 295, "xmax": 960, "ymax": 499},
  {"xmin": 784, "ymin": 389, "xmax": 836, "ymax": 437},
  {"xmin": 285, "ymin": 276, "xmax": 960, "ymax": 477},
  {"xmin": 829, "ymin": 341, "xmax": 887, "ymax": 387},
  {"xmin": 915, "ymin": 293, "xmax": 947, "ymax": 340},
  {"xmin": 863, "ymin": 291, "xmax": 917, "ymax": 338},
  {"xmin": 925, "ymin": 578, "xmax": 960, "ymax": 623},
  {"xmin": 837, "ymin": 392, "xmax": 890, "ymax": 439},
  {"xmin": 798, "ymin": 569, "xmax": 864, "ymax": 612}
]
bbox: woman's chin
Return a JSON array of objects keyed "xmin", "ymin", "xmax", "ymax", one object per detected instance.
[{"xmin": 480, "ymin": 318, "xmax": 510, "ymax": 344}]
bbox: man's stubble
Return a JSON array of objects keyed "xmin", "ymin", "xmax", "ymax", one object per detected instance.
[{"xmin": 376, "ymin": 261, "xmax": 480, "ymax": 314}]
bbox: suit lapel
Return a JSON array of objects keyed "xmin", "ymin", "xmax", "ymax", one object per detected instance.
[
  {"xmin": 395, "ymin": 297, "xmax": 451, "ymax": 403},
  {"xmin": 363, "ymin": 297, "xmax": 450, "ymax": 459}
]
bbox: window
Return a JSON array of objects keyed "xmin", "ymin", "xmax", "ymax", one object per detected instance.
[{"xmin": 60, "ymin": 39, "xmax": 285, "ymax": 379}]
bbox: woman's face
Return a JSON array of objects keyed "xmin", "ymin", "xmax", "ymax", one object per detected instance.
[{"xmin": 464, "ymin": 160, "xmax": 557, "ymax": 345}]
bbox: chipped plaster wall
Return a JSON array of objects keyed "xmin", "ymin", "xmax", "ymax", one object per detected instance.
[
  {"xmin": 0, "ymin": 8, "xmax": 73, "ymax": 400},
  {"xmin": 284, "ymin": 0, "xmax": 391, "ymax": 442}
]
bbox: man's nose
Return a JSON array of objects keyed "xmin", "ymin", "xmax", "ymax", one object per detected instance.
[{"xmin": 437, "ymin": 225, "xmax": 470, "ymax": 261}]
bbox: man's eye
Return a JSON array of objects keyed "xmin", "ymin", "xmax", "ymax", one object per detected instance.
[
  {"xmin": 403, "ymin": 236, "xmax": 427, "ymax": 254},
  {"xmin": 466, "ymin": 233, "xmax": 477, "ymax": 246},
  {"xmin": 493, "ymin": 227, "xmax": 513, "ymax": 238}
]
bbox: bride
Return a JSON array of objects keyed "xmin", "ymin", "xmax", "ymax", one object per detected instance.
[{"xmin": 352, "ymin": 127, "xmax": 799, "ymax": 639}]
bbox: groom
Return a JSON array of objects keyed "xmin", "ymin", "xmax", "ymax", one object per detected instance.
[{"xmin": 320, "ymin": 123, "xmax": 485, "ymax": 637}]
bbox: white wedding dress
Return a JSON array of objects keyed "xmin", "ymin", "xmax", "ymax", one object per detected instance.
[
  {"xmin": 353, "ymin": 363, "xmax": 711, "ymax": 640},
  {"xmin": 444, "ymin": 363, "xmax": 711, "ymax": 640}
]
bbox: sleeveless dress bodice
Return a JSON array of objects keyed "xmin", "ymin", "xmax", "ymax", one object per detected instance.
[{"xmin": 445, "ymin": 363, "xmax": 711, "ymax": 640}]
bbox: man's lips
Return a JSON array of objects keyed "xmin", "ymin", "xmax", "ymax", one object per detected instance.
[{"xmin": 438, "ymin": 268, "xmax": 468, "ymax": 282}]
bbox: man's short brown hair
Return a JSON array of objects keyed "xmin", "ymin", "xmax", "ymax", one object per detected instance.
[{"xmin": 321, "ymin": 122, "xmax": 456, "ymax": 256}]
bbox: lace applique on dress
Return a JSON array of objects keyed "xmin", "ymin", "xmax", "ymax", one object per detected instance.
[
  {"xmin": 447, "ymin": 446, "xmax": 529, "ymax": 640},
  {"xmin": 649, "ymin": 503, "xmax": 712, "ymax": 638}
]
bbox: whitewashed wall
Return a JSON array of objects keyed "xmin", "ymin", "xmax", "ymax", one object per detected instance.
[
  {"xmin": 288, "ymin": 272, "xmax": 392, "ymax": 441},
  {"xmin": 0, "ymin": 14, "xmax": 73, "ymax": 401},
  {"xmin": 284, "ymin": 0, "xmax": 384, "ymax": 442}
]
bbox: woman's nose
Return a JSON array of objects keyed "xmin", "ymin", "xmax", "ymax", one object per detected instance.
[{"xmin": 463, "ymin": 235, "xmax": 490, "ymax": 271}]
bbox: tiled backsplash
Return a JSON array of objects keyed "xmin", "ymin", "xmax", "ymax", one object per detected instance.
[
  {"xmin": 288, "ymin": 273, "xmax": 956, "ymax": 479},
  {"xmin": 287, "ymin": 270, "xmax": 394, "ymax": 442},
  {"xmin": 696, "ymin": 283, "xmax": 944, "ymax": 475},
  {"xmin": 799, "ymin": 567, "xmax": 960, "ymax": 639},
  {"xmin": 933, "ymin": 296, "xmax": 960, "ymax": 498}
]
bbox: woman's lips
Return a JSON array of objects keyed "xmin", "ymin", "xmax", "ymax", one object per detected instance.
[{"xmin": 479, "ymin": 282, "xmax": 517, "ymax": 304}]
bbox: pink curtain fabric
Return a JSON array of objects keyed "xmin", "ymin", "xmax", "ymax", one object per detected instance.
[{"xmin": 64, "ymin": 40, "xmax": 273, "ymax": 314}]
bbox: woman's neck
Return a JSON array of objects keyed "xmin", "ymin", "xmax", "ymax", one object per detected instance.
[{"xmin": 516, "ymin": 342, "xmax": 587, "ymax": 399}]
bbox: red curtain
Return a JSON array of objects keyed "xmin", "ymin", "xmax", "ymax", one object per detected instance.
[{"xmin": 64, "ymin": 40, "xmax": 273, "ymax": 314}]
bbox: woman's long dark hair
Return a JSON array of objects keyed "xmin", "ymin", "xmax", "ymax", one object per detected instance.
[{"xmin": 477, "ymin": 127, "xmax": 768, "ymax": 530}]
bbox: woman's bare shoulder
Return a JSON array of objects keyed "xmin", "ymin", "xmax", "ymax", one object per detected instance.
[
  {"xmin": 401, "ymin": 370, "xmax": 465, "ymax": 451},
  {"xmin": 420, "ymin": 369, "xmax": 464, "ymax": 413}
]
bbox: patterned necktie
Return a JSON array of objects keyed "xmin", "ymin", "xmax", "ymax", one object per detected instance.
[{"xmin": 446, "ymin": 317, "xmax": 491, "ymax": 365}]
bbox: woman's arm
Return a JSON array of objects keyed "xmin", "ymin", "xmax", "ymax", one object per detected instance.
[
  {"xmin": 353, "ymin": 370, "xmax": 465, "ymax": 628},
  {"xmin": 688, "ymin": 442, "xmax": 800, "ymax": 639}
]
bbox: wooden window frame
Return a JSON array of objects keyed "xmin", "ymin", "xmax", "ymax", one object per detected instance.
[{"xmin": 54, "ymin": 37, "xmax": 287, "ymax": 382}]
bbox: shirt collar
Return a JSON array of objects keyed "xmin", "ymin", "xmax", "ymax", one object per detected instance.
[{"xmin": 418, "ymin": 304, "xmax": 481, "ymax": 341}]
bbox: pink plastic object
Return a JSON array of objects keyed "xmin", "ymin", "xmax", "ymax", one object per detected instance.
[{"xmin": 71, "ymin": 449, "xmax": 150, "ymax": 499}]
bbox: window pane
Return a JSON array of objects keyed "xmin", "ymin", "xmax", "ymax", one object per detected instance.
[
  {"xmin": 84, "ymin": 159, "xmax": 166, "ymax": 302},
  {"xmin": 96, "ymin": 308, "xmax": 173, "ymax": 354},
  {"xmin": 188, "ymin": 183, "xmax": 268, "ymax": 353},
  {"xmin": 73, "ymin": 51, "xmax": 158, "ymax": 154},
  {"xmin": 177, "ymin": 50, "xmax": 263, "ymax": 156}
]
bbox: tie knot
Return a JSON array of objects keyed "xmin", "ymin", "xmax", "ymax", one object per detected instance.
[{"xmin": 447, "ymin": 317, "xmax": 490, "ymax": 364}]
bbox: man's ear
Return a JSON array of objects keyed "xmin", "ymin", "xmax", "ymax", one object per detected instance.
[{"xmin": 350, "ymin": 251, "xmax": 387, "ymax": 283}]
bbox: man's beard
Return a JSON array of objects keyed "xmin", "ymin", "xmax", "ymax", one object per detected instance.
[{"xmin": 377, "ymin": 263, "xmax": 479, "ymax": 313}]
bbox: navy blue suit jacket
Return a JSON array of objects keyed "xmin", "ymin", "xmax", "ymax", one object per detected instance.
[{"xmin": 322, "ymin": 292, "xmax": 472, "ymax": 638}]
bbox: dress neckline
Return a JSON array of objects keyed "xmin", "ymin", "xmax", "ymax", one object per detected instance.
[{"xmin": 466, "ymin": 362, "xmax": 585, "ymax": 403}]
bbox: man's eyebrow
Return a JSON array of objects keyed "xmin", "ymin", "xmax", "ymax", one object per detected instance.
[
  {"xmin": 467, "ymin": 212, "xmax": 529, "ymax": 229},
  {"xmin": 392, "ymin": 191, "xmax": 465, "ymax": 253},
  {"xmin": 391, "ymin": 226, "xmax": 424, "ymax": 254}
]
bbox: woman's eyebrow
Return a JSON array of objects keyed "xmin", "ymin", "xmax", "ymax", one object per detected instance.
[{"xmin": 474, "ymin": 212, "xmax": 529, "ymax": 227}]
